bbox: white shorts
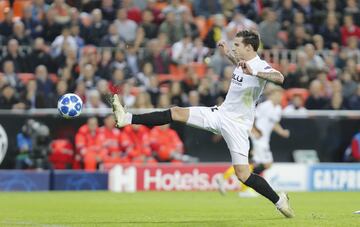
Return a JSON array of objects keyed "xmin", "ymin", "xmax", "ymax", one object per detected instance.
[
  {"xmin": 186, "ymin": 106, "xmax": 251, "ymax": 165},
  {"xmin": 251, "ymin": 139, "xmax": 273, "ymax": 164}
]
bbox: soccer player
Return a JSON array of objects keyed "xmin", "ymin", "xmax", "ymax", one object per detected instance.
[
  {"xmin": 111, "ymin": 30, "xmax": 294, "ymax": 218},
  {"xmin": 218, "ymin": 86, "xmax": 290, "ymax": 197}
]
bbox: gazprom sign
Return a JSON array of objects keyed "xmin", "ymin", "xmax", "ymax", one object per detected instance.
[{"xmin": 310, "ymin": 164, "xmax": 360, "ymax": 191}]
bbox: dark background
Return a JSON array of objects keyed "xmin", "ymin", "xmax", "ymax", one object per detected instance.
[{"xmin": 0, "ymin": 113, "xmax": 359, "ymax": 169}]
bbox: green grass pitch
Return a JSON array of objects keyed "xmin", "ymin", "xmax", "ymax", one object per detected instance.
[{"xmin": 0, "ymin": 191, "xmax": 359, "ymax": 227}]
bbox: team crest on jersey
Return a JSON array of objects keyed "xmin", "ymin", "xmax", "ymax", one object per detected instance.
[{"xmin": 232, "ymin": 73, "xmax": 243, "ymax": 85}]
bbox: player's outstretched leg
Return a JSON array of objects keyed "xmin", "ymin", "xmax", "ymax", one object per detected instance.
[
  {"xmin": 111, "ymin": 94, "xmax": 189, "ymax": 127},
  {"xmin": 234, "ymin": 165, "xmax": 294, "ymax": 218}
]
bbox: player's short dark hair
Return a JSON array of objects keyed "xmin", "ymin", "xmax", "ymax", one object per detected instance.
[{"xmin": 236, "ymin": 30, "xmax": 260, "ymax": 51}]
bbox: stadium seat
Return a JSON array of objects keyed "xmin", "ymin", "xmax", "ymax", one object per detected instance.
[{"xmin": 18, "ymin": 73, "xmax": 34, "ymax": 84}]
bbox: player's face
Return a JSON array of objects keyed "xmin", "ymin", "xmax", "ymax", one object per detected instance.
[{"xmin": 232, "ymin": 37, "xmax": 249, "ymax": 60}]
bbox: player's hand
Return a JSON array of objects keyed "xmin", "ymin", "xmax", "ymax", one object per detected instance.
[
  {"xmin": 217, "ymin": 40, "xmax": 229, "ymax": 53},
  {"xmin": 251, "ymin": 126, "xmax": 262, "ymax": 139},
  {"xmin": 281, "ymin": 129, "xmax": 290, "ymax": 138},
  {"xmin": 239, "ymin": 60, "xmax": 253, "ymax": 75}
]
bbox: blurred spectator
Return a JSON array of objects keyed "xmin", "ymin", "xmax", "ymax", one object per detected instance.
[
  {"xmin": 236, "ymin": 0, "xmax": 258, "ymax": 22},
  {"xmin": 329, "ymin": 92, "xmax": 346, "ymax": 110},
  {"xmin": 134, "ymin": 91, "xmax": 153, "ymax": 108},
  {"xmin": 77, "ymin": 64, "xmax": 99, "ymax": 90},
  {"xmin": 277, "ymin": 0, "xmax": 295, "ymax": 30},
  {"xmin": 126, "ymin": 44, "xmax": 140, "ymax": 76},
  {"xmin": 50, "ymin": 80, "xmax": 68, "ymax": 107},
  {"xmin": 142, "ymin": 39, "xmax": 170, "ymax": 74},
  {"xmin": 100, "ymin": 23, "xmax": 123, "ymax": 47},
  {"xmin": 186, "ymin": 90, "xmax": 202, "ymax": 106},
  {"xmin": 101, "ymin": 0, "xmax": 117, "ymax": 22},
  {"xmin": 96, "ymin": 49, "xmax": 113, "ymax": 80},
  {"xmin": 28, "ymin": 37, "xmax": 53, "ymax": 72},
  {"xmin": 75, "ymin": 117, "xmax": 106, "ymax": 170},
  {"xmin": 122, "ymin": 125, "xmax": 156, "ymax": 164},
  {"xmin": 319, "ymin": 12, "xmax": 341, "ymax": 49},
  {"xmin": 2, "ymin": 39, "xmax": 28, "ymax": 72},
  {"xmin": 163, "ymin": 0, "xmax": 188, "ymax": 22},
  {"xmin": 220, "ymin": 0, "xmax": 236, "ymax": 20},
  {"xmin": 114, "ymin": 8, "xmax": 138, "ymax": 43},
  {"xmin": 136, "ymin": 62, "xmax": 154, "ymax": 89},
  {"xmin": 22, "ymin": 5, "xmax": 43, "ymax": 39},
  {"xmin": 304, "ymin": 43, "xmax": 326, "ymax": 76},
  {"xmin": 51, "ymin": 27, "xmax": 77, "ymax": 58},
  {"xmin": 305, "ymin": 80, "xmax": 330, "ymax": 109},
  {"xmin": 121, "ymin": 82, "xmax": 136, "ymax": 108},
  {"xmin": 341, "ymin": 14, "xmax": 360, "ymax": 46},
  {"xmin": 139, "ymin": 9, "xmax": 158, "ymax": 42},
  {"xmin": 284, "ymin": 94, "xmax": 307, "ymax": 114},
  {"xmin": 31, "ymin": 0, "xmax": 50, "ymax": 22},
  {"xmin": 50, "ymin": 0, "xmax": 71, "ymax": 25},
  {"xmin": 259, "ymin": 8, "xmax": 281, "ymax": 49},
  {"xmin": 147, "ymin": 76, "xmax": 160, "ymax": 106},
  {"xmin": 2, "ymin": 60, "xmax": 23, "ymax": 91},
  {"xmin": 193, "ymin": 0, "xmax": 222, "ymax": 18},
  {"xmin": 35, "ymin": 65, "xmax": 54, "ymax": 96},
  {"xmin": 204, "ymin": 14, "xmax": 226, "ymax": 48},
  {"xmin": 144, "ymin": 0, "xmax": 163, "ymax": 25},
  {"xmin": 87, "ymin": 9, "xmax": 109, "ymax": 45},
  {"xmin": 159, "ymin": 11, "xmax": 185, "ymax": 44},
  {"xmin": 0, "ymin": 85, "xmax": 24, "ymax": 109},
  {"xmin": 343, "ymin": 0, "xmax": 360, "ymax": 25},
  {"xmin": 341, "ymin": 72, "xmax": 358, "ymax": 100},
  {"xmin": 15, "ymin": 122, "xmax": 33, "ymax": 169},
  {"xmin": 42, "ymin": 8, "xmax": 63, "ymax": 43},
  {"xmin": 96, "ymin": 79, "xmax": 112, "ymax": 107},
  {"xmin": 150, "ymin": 124, "xmax": 193, "ymax": 163},
  {"xmin": 122, "ymin": 0, "xmax": 142, "ymax": 24},
  {"xmin": 182, "ymin": 9, "xmax": 199, "ymax": 40},
  {"xmin": 172, "ymin": 35, "xmax": 193, "ymax": 65},
  {"xmin": 348, "ymin": 84, "xmax": 360, "ymax": 110},
  {"xmin": 295, "ymin": 0, "xmax": 314, "ymax": 25},
  {"xmin": 108, "ymin": 68, "xmax": 124, "ymax": 94},
  {"xmin": 21, "ymin": 80, "xmax": 48, "ymax": 109},
  {"xmin": 287, "ymin": 25, "xmax": 311, "ymax": 49},
  {"xmin": 84, "ymin": 89, "xmax": 108, "ymax": 116},
  {"xmin": 226, "ymin": 12, "xmax": 257, "ymax": 40},
  {"xmin": 98, "ymin": 114, "xmax": 130, "ymax": 165},
  {"xmin": 70, "ymin": 24, "xmax": 85, "ymax": 49},
  {"xmin": 191, "ymin": 37, "xmax": 209, "ymax": 63},
  {"xmin": 157, "ymin": 93, "xmax": 171, "ymax": 108},
  {"xmin": 344, "ymin": 36, "xmax": 359, "ymax": 59},
  {"xmin": 0, "ymin": 8, "xmax": 14, "ymax": 38},
  {"xmin": 170, "ymin": 81, "xmax": 184, "ymax": 107}
]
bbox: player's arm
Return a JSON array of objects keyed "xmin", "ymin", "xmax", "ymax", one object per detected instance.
[
  {"xmin": 239, "ymin": 61, "xmax": 285, "ymax": 84},
  {"xmin": 217, "ymin": 40, "xmax": 238, "ymax": 65},
  {"xmin": 273, "ymin": 123, "xmax": 290, "ymax": 138}
]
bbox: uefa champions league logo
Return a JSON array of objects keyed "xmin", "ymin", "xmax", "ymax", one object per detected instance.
[{"xmin": 0, "ymin": 124, "xmax": 8, "ymax": 165}]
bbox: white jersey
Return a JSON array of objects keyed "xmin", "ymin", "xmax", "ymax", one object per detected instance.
[
  {"xmin": 219, "ymin": 55, "xmax": 274, "ymax": 128},
  {"xmin": 254, "ymin": 100, "xmax": 282, "ymax": 144}
]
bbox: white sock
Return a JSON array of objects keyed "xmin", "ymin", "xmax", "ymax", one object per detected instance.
[
  {"xmin": 124, "ymin": 113, "xmax": 132, "ymax": 125},
  {"xmin": 275, "ymin": 194, "xmax": 285, "ymax": 208}
]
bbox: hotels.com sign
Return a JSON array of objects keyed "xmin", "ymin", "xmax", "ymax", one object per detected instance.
[{"xmin": 108, "ymin": 164, "xmax": 240, "ymax": 192}]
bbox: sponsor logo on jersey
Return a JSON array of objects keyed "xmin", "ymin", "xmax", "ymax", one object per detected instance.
[{"xmin": 231, "ymin": 73, "xmax": 243, "ymax": 85}]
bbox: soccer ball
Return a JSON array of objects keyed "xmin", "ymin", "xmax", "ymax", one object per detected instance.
[{"xmin": 57, "ymin": 93, "xmax": 83, "ymax": 118}]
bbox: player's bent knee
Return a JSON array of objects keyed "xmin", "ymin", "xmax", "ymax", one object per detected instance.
[
  {"xmin": 234, "ymin": 165, "xmax": 251, "ymax": 183},
  {"xmin": 170, "ymin": 107, "xmax": 189, "ymax": 123}
]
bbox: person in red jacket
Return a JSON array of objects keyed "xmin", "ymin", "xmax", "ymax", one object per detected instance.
[
  {"xmin": 341, "ymin": 14, "xmax": 360, "ymax": 46},
  {"xmin": 122, "ymin": 124, "xmax": 157, "ymax": 164},
  {"xmin": 75, "ymin": 117, "xmax": 107, "ymax": 170},
  {"xmin": 98, "ymin": 114, "xmax": 131, "ymax": 166},
  {"xmin": 150, "ymin": 124, "xmax": 184, "ymax": 162}
]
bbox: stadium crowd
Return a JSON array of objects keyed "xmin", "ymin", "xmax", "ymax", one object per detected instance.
[
  {"xmin": 0, "ymin": 0, "xmax": 358, "ymax": 112},
  {"xmin": 0, "ymin": 0, "xmax": 359, "ymax": 169}
]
